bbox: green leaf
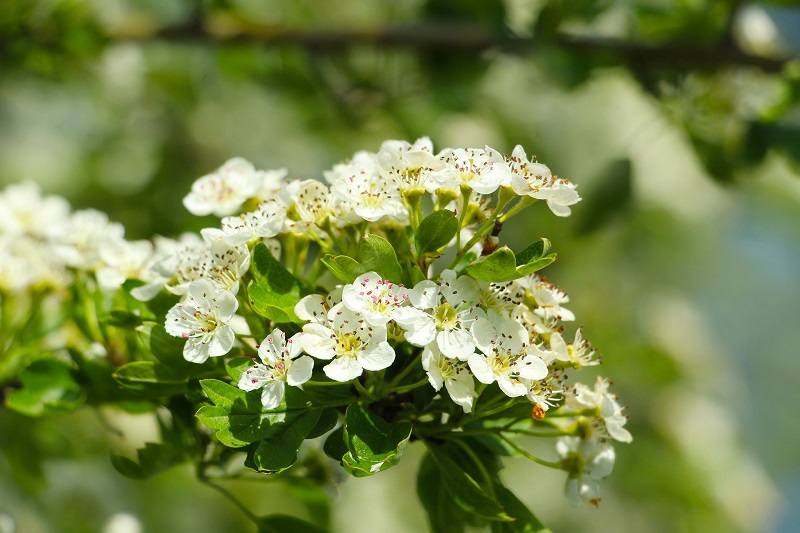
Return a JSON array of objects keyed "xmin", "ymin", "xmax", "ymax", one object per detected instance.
[
  {"xmin": 150, "ymin": 325, "xmax": 196, "ymax": 372},
  {"xmin": 322, "ymin": 426, "xmax": 348, "ymax": 462},
  {"xmin": 5, "ymin": 359, "xmax": 86, "ymax": 416},
  {"xmin": 196, "ymin": 380, "xmax": 313, "ymax": 448},
  {"xmin": 113, "ymin": 361, "xmax": 188, "ymax": 397},
  {"xmin": 226, "ymin": 356, "xmax": 255, "ymax": 383},
  {"xmin": 416, "ymin": 209, "xmax": 459, "ymax": 256},
  {"xmin": 491, "ymin": 485, "xmax": 553, "ymax": 533},
  {"xmin": 249, "ymin": 242, "xmax": 303, "ymax": 323},
  {"xmin": 249, "ymin": 408, "xmax": 323, "ymax": 472},
  {"xmin": 100, "ymin": 309, "xmax": 144, "ymax": 329},
  {"xmin": 306, "ymin": 408, "xmax": 339, "ymax": 439},
  {"xmin": 341, "ymin": 404, "xmax": 412, "ymax": 477},
  {"xmin": 466, "ymin": 243, "xmax": 556, "ymax": 283},
  {"xmin": 321, "ymin": 234, "xmax": 403, "ymax": 284},
  {"xmin": 417, "ymin": 452, "xmax": 467, "ymax": 533},
  {"xmin": 425, "ymin": 442, "xmax": 511, "ymax": 521},
  {"xmin": 257, "ymin": 514, "xmax": 328, "ymax": 533}
]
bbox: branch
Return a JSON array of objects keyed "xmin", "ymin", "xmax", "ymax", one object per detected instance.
[{"xmin": 113, "ymin": 20, "xmax": 793, "ymax": 73}]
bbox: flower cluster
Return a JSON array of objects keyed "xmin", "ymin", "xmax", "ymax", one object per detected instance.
[{"xmin": 0, "ymin": 137, "xmax": 631, "ymax": 528}]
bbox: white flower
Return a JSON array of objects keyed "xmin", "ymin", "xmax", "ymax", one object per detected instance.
[
  {"xmin": 201, "ymin": 200, "xmax": 286, "ymax": 246},
  {"xmin": 467, "ymin": 312, "xmax": 548, "ymax": 397},
  {"xmin": 238, "ymin": 328, "xmax": 314, "ymax": 409},
  {"xmin": 567, "ymin": 377, "xmax": 632, "ymax": 443},
  {"xmin": 52, "ymin": 209, "xmax": 126, "ymax": 270},
  {"xmin": 298, "ymin": 303, "xmax": 395, "ymax": 382},
  {"xmin": 96, "ymin": 239, "xmax": 154, "ymax": 292},
  {"xmin": 130, "ymin": 233, "xmax": 206, "ymax": 301},
  {"xmin": 432, "ymin": 147, "xmax": 511, "ymax": 194},
  {"xmin": 341, "ymin": 271, "xmax": 409, "ymax": 326},
  {"xmin": 183, "ymin": 158, "xmax": 263, "ymax": 217},
  {"xmin": 377, "ymin": 137, "xmax": 444, "ymax": 193},
  {"xmin": 548, "ymin": 328, "xmax": 598, "ymax": 369},
  {"xmin": 557, "ymin": 436, "xmax": 616, "ymax": 506},
  {"xmin": 507, "ymin": 145, "xmax": 581, "ymax": 217},
  {"xmin": 476, "ymin": 281, "xmax": 524, "ymax": 318},
  {"xmin": 283, "ymin": 179, "xmax": 340, "ymax": 232},
  {"xmin": 0, "ymin": 181, "xmax": 70, "ymax": 240},
  {"xmin": 204, "ymin": 238, "xmax": 250, "ymax": 295},
  {"xmin": 393, "ymin": 270, "xmax": 484, "ymax": 360},
  {"xmin": 331, "ymin": 165, "xmax": 407, "ymax": 223},
  {"xmin": 515, "ymin": 274, "xmax": 575, "ymax": 322},
  {"xmin": 422, "ymin": 343, "xmax": 477, "ymax": 413},
  {"xmin": 165, "ymin": 279, "xmax": 239, "ymax": 363}
]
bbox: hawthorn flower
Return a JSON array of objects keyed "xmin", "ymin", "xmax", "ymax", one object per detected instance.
[
  {"xmin": 422, "ymin": 343, "xmax": 477, "ymax": 413},
  {"xmin": 201, "ymin": 200, "xmax": 286, "ymax": 246},
  {"xmin": 165, "ymin": 279, "xmax": 239, "ymax": 363},
  {"xmin": 299, "ymin": 304, "xmax": 395, "ymax": 382},
  {"xmin": 377, "ymin": 137, "xmax": 444, "ymax": 193},
  {"xmin": 515, "ymin": 274, "xmax": 575, "ymax": 322},
  {"xmin": 96, "ymin": 239, "xmax": 154, "ymax": 292},
  {"xmin": 468, "ymin": 313, "xmax": 548, "ymax": 397},
  {"xmin": 52, "ymin": 209, "xmax": 126, "ymax": 270},
  {"xmin": 341, "ymin": 272, "xmax": 409, "ymax": 326},
  {"xmin": 476, "ymin": 281, "xmax": 524, "ymax": 318},
  {"xmin": 129, "ymin": 233, "xmax": 207, "ymax": 301},
  {"xmin": 0, "ymin": 181, "xmax": 70, "ymax": 239},
  {"xmin": 567, "ymin": 377, "xmax": 632, "ymax": 443},
  {"xmin": 507, "ymin": 145, "xmax": 581, "ymax": 217},
  {"xmin": 238, "ymin": 328, "xmax": 313, "ymax": 409},
  {"xmin": 183, "ymin": 157, "xmax": 263, "ymax": 217},
  {"xmin": 432, "ymin": 147, "xmax": 511, "ymax": 194},
  {"xmin": 205, "ymin": 238, "xmax": 250, "ymax": 294},
  {"xmin": 284, "ymin": 179, "xmax": 338, "ymax": 232},
  {"xmin": 331, "ymin": 170, "xmax": 407, "ymax": 223},
  {"xmin": 548, "ymin": 328, "xmax": 599, "ymax": 369},
  {"xmin": 557, "ymin": 436, "xmax": 616, "ymax": 506},
  {"xmin": 394, "ymin": 270, "xmax": 484, "ymax": 360}
]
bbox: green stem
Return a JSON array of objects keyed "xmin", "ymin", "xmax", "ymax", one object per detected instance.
[
  {"xmin": 353, "ymin": 378, "xmax": 373, "ymax": 400},
  {"xmin": 198, "ymin": 467, "xmax": 259, "ymax": 525},
  {"xmin": 387, "ymin": 350, "xmax": 423, "ymax": 389},
  {"xmin": 499, "ymin": 435, "xmax": 564, "ymax": 470},
  {"xmin": 546, "ymin": 408, "xmax": 597, "ymax": 418},
  {"xmin": 447, "ymin": 192, "xmax": 514, "ymax": 270},
  {"xmin": 498, "ymin": 194, "xmax": 535, "ymax": 223},
  {"xmin": 385, "ymin": 378, "xmax": 429, "ymax": 395}
]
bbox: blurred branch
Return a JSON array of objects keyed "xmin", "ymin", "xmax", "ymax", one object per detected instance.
[{"xmin": 114, "ymin": 20, "xmax": 793, "ymax": 73}]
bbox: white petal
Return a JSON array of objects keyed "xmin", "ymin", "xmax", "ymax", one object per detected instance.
[
  {"xmin": 295, "ymin": 294, "xmax": 329, "ymax": 323},
  {"xmin": 323, "ymin": 357, "xmax": 363, "ymax": 382},
  {"xmin": 215, "ymin": 291, "xmax": 239, "ymax": 321},
  {"xmin": 358, "ymin": 342, "xmax": 395, "ymax": 371},
  {"xmin": 408, "ymin": 280, "xmax": 438, "ymax": 309},
  {"xmin": 438, "ymin": 329, "xmax": 475, "ymax": 361},
  {"xmin": 497, "ymin": 375, "xmax": 527, "ymax": 397},
  {"xmin": 467, "ymin": 353, "xmax": 495, "ymax": 385},
  {"xmin": 299, "ymin": 324, "xmax": 337, "ymax": 360},
  {"xmin": 514, "ymin": 354, "xmax": 548, "ymax": 381},
  {"xmin": 287, "ymin": 356, "xmax": 314, "ymax": 386},
  {"xmin": 261, "ymin": 380, "xmax": 285, "ymax": 409},
  {"xmin": 444, "ymin": 375, "xmax": 476, "ymax": 413},
  {"xmin": 403, "ymin": 317, "xmax": 437, "ymax": 347},
  {"xmin": 183, "ymin": 340, "xmax": 209, "ymax": 364},
  {"xmin": 208, "ymin": 325, "xmax": 235, "ymax": 357},
  {"xmin": 471, "ymin": 317, "xmax": 496, "ymax": 355}
]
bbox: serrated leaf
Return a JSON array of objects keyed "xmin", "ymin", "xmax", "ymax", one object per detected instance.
[
  {"xmin": 358, "ymin": 234, "xmax": 403, "ymax": 283},
  {"xmin": 491, "ymin": 485, "xmax": 553, "ymax": 533},
  {"xmin": 5, "ymin": 359, "xmax": 86, "ymax": 416},
  {"xmin": 416, "ymin": 209, "xmax": 459, "ymax": 256},
  {"xmin": 466, "ymin": 244, "xmax": 556, "ymax": 282},
  {"xmin": 249, "ymin": 242, "xmax": 303, "ymax": 323},
  {"xmin": 249, "ymin": 408, "xmax": 322, "ymax": 472},
  {"xmin": 417, "ymin": 452, "xmax": 467, "ymax": 533},
  {"xmin": 113, "ymin": 361, "xmax": 188, "ymax": 397},
  {"xmin": 306, "ymin": 408, "xmax": 339, "ymax": 439},
  {"xmin": 257, "ymin": 514, "xmax": 328, "ymax": 533},
  {"xmin": 466, "ymin": 247, "xmax": 517, "ymax": 281},
  {"xmin": 322, "ymin": 234, "xmax": 403, "ymax": 284},
  {"xmin": 323, "ymin": 426, "xmax": 348, "ymax": 462},
  {"xmin": 197, "ymin": 380, "xmax": 313, "ymax": 448},
  {"xmin": 342, "ymin": 404, "xmax": 412, "ymax": 477},
  {"xmin": 101, "ymin": 309, "xmax": 144, "ymax": 329},
  {"xmin": 426, "ymin": 442, "xmax": 511, "ymax": 521},
  {"xmin": 226, "ymin": 356, "xmax": 255, "ymax": 383}
]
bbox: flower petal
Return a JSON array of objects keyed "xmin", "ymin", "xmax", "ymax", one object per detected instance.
[
  {"xmin": 287, "ymin": 356, "xmax": 314, "ymax": 386},
  {"xmin": 323, "ymin": 357, "xmax": 363, "ymax": 382}
]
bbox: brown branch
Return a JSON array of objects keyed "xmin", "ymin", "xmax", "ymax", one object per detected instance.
[{"xmin": 114, "ymin": 21, "xmax": 792, "ymax": 73}]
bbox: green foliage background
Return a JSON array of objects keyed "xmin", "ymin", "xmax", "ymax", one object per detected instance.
[{"xmin": 1, "ymin": 1, "xmax": 799, "ymax": 532}]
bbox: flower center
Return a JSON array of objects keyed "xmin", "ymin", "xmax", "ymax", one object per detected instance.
[
  {"xmin": 336, "ymin": 333, "xmax": 362, "ymax": 358},
  {"xmin": 434, "ymin": 303, "xmax": 458, "ymax": 330}
]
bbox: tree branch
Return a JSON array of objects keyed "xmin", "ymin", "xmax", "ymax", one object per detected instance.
[{"xmin": 114, "ymin": 20, "xmax": 792, "ymax": 73}]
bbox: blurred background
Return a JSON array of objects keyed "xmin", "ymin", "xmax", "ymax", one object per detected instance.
[{"xmin": 1, "ymin": 0, "xmax": 799, "ymax": 532}]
